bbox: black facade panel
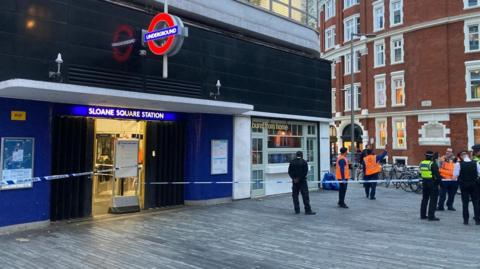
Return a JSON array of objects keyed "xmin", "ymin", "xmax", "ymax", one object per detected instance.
[{"xmin": 0, "ymin": 0, "xmax": 331, "ymax": 118}]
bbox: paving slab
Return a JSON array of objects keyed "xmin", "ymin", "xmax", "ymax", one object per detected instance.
[{"xmin": 0, "ymin": 184, "xmax": 479, "ymax": 269}]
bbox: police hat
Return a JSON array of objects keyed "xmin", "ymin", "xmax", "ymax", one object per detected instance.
[
  {"xmin": 425, "ymin": 151, "xmax": 434, "ymax": 157},
  {"xmin": 472, "ymin": 144, "xmax": 480, "ymax": 151}
]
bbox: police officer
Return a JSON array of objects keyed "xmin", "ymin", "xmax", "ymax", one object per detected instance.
[
  {"xmin": 288, "ymin": 151, "xmax": 316, "ymax": 215},
  {"xmin": 363, "ymin": 147, "xmax": 388, "ymax": 200},
  {"xmin": 437, "ymin": 148, "xmax": 457, "ymax": 211},
  {"xmin": 472, "ymin": 144, "xmax": 480, "ymax": 223},
  {"xmin": 336, "ymin": 147, "xmax": 350, "ymax": 208},
  {"xmin": 419, "ymin": 151, "xmax": 441, "ymax": 221},
  {"xmin": 453, "ymin": 151, "xmax": 480, "ymax": 225}
]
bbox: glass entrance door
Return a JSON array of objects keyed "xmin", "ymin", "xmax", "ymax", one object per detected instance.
[
  {"xmin": 93, "ymin": 134, "xmax": 115, "ymax": 216},
  {"xmin": 92, "ymin": 119, "xmax": 145, "ymax": 216},
  {"xmin": 251, "ymin": 137, "xmax": 265, "ymax": 197}
]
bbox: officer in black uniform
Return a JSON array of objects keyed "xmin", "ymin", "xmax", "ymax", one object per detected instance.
[
  {"xmin": 455, "ymin": 150, "xmax": 480, "ymax": 225},
  {"xmin": 470, "ymin": 145, "xmax": 480, "ymax": 223},
  {"xmin": 419, "ymin": 151, "xmax": 441, "ymax": 221},
  {"xmin": 288, "ymin": 151, "xmax": 316, "ymax": 215}
]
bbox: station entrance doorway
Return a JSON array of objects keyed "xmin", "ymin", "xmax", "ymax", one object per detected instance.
[
  {"xmin": 92, "ymin": 119, "xmax": 145, "ymax": 216},
  {"xmin": 50, "ymin": 114, "xmax": 186, "ymax": 222}
]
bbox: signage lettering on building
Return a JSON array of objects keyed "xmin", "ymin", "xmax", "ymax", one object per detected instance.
[
  {"xmin": 144, "ymin": 13, "xmax": 187, "ymax": 56},
  {"xmin": 252, "ymin": 121, "xmax": 289, "ymax": 130},
  {"xmin": 10, "ymin": 111, "xmax": 26, "ymax": 121},
  {"xmin": 70, "ymin": 105, "xmax": 177, "ymax": 121}
]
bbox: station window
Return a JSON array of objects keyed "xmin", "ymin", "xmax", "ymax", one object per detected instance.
[
  {"xmin": 244, "ymin": 0, "xmax": 320, "ymax": 28},
  {"xmin": 252, "ymin": 138, "xmax": 263, "ymax": 164}
]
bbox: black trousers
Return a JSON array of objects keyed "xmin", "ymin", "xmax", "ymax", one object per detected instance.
[
  {"xmin": 364, "ymin": 174, "xmax": 378, "ymax": 199},
  {"xmin": 292, "ymin": 180, "xmax": 312, "ymax": 212},
  {"xmin": 420, "ymin": 180, "xmax": 439, "ymax": 218},
  {"xmin": 438, "ymin": 181, "xmax": 458, "ymax": 209},
  {"xmin": 338, "ymin": 181, "xmax": 348, "ymax": 205},
  {"xmin": 476, "ymin": 183, "xmax": 480, "ymax": 220},
  {"xmin": 460, "ymin": 183, "xmax": 479, "ymax": 222}
]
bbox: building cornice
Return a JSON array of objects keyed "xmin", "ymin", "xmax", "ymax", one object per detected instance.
[{"xmin": 322, "ymin": 11, "xmax": 480, "ymax": 60}]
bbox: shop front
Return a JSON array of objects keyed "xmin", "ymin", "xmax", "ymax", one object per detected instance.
[
  {"xmin": 47, "ymin": 105, "xmax": 185, "ymax": 220},
  {"xmin": 0, "ymin": 80, "xmax": 251, "ymax": 229},
  {"xmin": 250, "ymin": 118, "xmax": 319, "ymax": 197}
]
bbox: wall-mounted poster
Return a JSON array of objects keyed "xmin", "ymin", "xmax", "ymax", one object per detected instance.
[
  {"xmin": 1, "ymin": 137, "xmax": 34, "ymax": 190},
  {"xmin": 211, "ymin": 139, "xmax": 228, "ymax": 175}
]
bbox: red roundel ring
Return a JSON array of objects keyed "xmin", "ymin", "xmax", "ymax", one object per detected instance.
[
  {"xmin": 147, "ymin": 13, "xmax": 176, "ymax": 55},
  {"xmin": 112, "ymin": 24, "xmax": 134, "ymax": 62}
]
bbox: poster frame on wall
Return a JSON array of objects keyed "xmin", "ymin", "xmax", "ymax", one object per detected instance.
[
  {"xmin": 0, "ymin": 137, "xmax": 35, "ymax": 190},
  {"xmin": 211, "ymin": 139, "xmax": 228, "ymax": 175}
]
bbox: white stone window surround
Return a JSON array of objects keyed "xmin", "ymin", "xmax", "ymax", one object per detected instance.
[
  {"xmin": 374, "ymin": 73, "xmax": 387, "ymax": 108},
  {"xmin": 343, "ymin": 14, "xmax": 361, "ymax": 42},
  {"xmin": 390, "ymin": 34, "xmax": 404, "ymax": 65},
  {"xmin": 375, "ymin": 117, "xmax": 388, "ymax": 149},
  {"xmin": 374, "ymin": 39, "xmax": 386, "ymax": 68},
  {"xmin": 464, "ymin": 18, "xmax": 480, "ymax": 53},
  {"xmin": 390, "ymin": 0, "xmax": 404, "ymax": 27},
  {"xmin": 464, "ymin": 0, "xmax": 480, "ymax": 10},
  {"xmin": 417, "ymin": 114, "xmax": 451, "ymax": 146},
  {"xmin": 392, "ymin": 116, "xmax": 407, "ymax": 150},
  {"xmin": 467, "ymin": 112, "xmax": 480, "ymax": 149},
  {"xmin": 465, "ymin": 60, "xmax": 480, "ymax": 101},
  {"xmin": 392, "ymin": 156, "xmax": 408, "ymax": 166},
  {"xmin": 372, "ymin": 0, "xmax": 385, "ymax": 32},
  {"xmin": 391, "ymin": 70, "xmax": 406, "ymax": 107},
  {"xmin": 344, "ymin": 83, "xmax": 361, "ymax": 112}
]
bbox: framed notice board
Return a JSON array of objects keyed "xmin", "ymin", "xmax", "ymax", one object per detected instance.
[
  {"xmin": 0, "ymin": 137, "xmax": 34, "ymax": 190},
  {"xmin": 211, "ymin": 139, "xmax": 228, "ymax": 175}
]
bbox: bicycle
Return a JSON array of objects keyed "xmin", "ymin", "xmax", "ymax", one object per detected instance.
[
  {"xmin": 354, "ymin": 163, "xmax": 364, "ymax": 181},
  {"xmin": 385, "ymin": 163, "xmax": 406, "ymax": 189},
  {"xmin": 399, "ymin": 166, "xmax": 422, "ymax": 194}
]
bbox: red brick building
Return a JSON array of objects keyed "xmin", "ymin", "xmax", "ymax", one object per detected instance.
[{"xmin": 319, "ymin": 0, "xmax": 480, "ymax": 165}]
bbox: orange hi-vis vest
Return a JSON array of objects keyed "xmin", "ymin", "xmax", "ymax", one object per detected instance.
[
  {"xmin": 336, "ymin": 155, "xmax": 350, "ymax": 180},
  {"xmin": 439, "ymin": 158, "xmax": 455, "ymax": 180},
  {"xmin": 364, "ymin": 155, "xmax": 382, "ymax": 176}
]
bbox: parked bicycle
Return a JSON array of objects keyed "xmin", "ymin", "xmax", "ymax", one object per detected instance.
[
  {"xmin": 384, "ymin": 163, "xmax": 406, "ymax": 189},
  {"xmin": 398, "ymin": 166, "xmax": 422, "ymax": 193}
]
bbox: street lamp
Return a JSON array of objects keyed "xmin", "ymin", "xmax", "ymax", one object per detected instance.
[{"xmin": 349, "ymin": 33, "xmax": 376, "ymax": 180}]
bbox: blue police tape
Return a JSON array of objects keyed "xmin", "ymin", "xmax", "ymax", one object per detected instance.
[{"xmin": 0, "ymin": 164, "xmax": 435, "ymax": 187}]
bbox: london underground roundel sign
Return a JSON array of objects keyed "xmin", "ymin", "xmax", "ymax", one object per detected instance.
[{"xmin": 144, "ymin": 13, "xmax": 187, "ymax": 56}]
